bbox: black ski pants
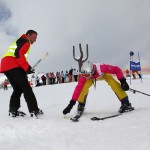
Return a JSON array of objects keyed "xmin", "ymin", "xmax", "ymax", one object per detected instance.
[{"xmin": 4, "ymin": 68, "xmax": 39, "ymax": 112}]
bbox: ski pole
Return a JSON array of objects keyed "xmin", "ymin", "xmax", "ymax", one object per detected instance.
[
  {"xmin": 32, "ymin": 52, "xmax": 48, "ymax": 69},
  {"xmin": 129, "ymin": 88, "xmax": 150, "ymax": 96}
]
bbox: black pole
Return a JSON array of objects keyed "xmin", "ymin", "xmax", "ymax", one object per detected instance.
[{"xmin": 129, "ymin": 88, "xmax": 150, "ymax": 96}]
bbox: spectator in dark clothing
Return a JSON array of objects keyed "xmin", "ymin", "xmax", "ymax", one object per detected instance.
[
  {"xmin": 41, "ymin": 75, "xmax": 46, "ymax": 85},
  {"xmin": 61, "ymin": 71, "xmax": 65, "ymax": 83}
]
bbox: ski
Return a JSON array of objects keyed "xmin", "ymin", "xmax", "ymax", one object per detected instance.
[
  {"xmin": 70, "ymin": 111, "xmax": 83, "ymax": 122},
  {"xmin": 32, "ymin": 52, "xmax": 49, "ymax": 69},
  {"xmin": 91, "ymin": 113, "xmax": 121, "ymax": 121},
  {"xmin": 91, "ymin": 108, "xmax": 135, "ymax": 121}
]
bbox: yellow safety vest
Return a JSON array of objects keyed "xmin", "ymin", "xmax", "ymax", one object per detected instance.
[{"xmin": 2, "ymin": 38, "xmax": 30, "ymax": 59}]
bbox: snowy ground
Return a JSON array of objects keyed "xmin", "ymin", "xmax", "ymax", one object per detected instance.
[{"xmin": 0, "ymin": 75, "xmax": 150, "ymax": 150}]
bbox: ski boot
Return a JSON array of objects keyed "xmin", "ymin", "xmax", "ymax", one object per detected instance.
[
  {"xmin": 118, "ymin": 102, "xmax": 134, "ymax": 113},
  {"xmin": 30, "ymin": 108, "xmax": 44, "ymax": 119},
  {"xmin": 9, "ymin": 110, "xmax": 26, "ymax": 117},
  {"xmin": 77, "ymin": 102, "xmax": 85, "ymax": 116}
]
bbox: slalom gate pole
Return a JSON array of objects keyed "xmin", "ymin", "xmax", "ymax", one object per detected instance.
[
  {"xmin": 138, "ymin": 52, "xmax": 143, "ymax": 83},
  {"xmin": 129, "ymin": 88, "xmax": 150, "ymax": 96},
  {"xmin": 129, "ymin": 51, "xmax": 134, "ymax": 85},
  {"xmin": 130, "ymin": 55, "xmax": 132, "ymax": 85}
]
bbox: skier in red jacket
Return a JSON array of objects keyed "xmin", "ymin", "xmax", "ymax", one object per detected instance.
[
  {"xmin": 0, "ymin": 30, "xmax": 43, "ymax": 118},
  {"xmin": 3, "ymin": 80, "xmax": 8, "ymax": 90},
  {"xmin": 63, "ymin": 61, "xmax": 134, "ymax": 116}
]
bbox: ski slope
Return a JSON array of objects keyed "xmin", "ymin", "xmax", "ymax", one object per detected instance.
[{"xmin": 0, "ymin": 75, "xmax": 150, "ymax": 150}]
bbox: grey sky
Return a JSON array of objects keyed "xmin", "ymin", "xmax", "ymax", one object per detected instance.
[{"xmin": 0, "ymin": 0, "xmax": 150, "ymax": 73}]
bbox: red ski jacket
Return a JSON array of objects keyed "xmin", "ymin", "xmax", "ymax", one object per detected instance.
[{"xmin": 0, "ymin": 34, "xmax": 30, "ymax": 73}]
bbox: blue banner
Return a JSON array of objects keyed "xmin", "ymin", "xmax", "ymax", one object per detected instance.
[{"xmin": 130, "ymin": 61, "xmax": 141, "ymax": 71}]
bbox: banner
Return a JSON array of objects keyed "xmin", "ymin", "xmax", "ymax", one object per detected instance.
[{"xmin": 130, "ymin": 61, "xmax": 141, "ymax": 71}]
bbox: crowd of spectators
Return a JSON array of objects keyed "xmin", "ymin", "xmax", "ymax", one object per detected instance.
[
  {"xmin": 0, "ymin": 68, "xmax": 79, "ymax": 89},
  {"xmin": 33, "ymin": 68, "xmax": 79, "ymax": 87}
]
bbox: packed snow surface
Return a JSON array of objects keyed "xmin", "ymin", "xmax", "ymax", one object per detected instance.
[{"xmin": 0, "ymin": 75, "xmax": 150, "ymax": 150}]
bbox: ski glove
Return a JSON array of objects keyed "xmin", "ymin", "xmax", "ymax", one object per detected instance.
[
  {"xmin": 63, "ymin": 100, "xmax": 76, "ymax": 115},
  {"xmin": 120, "ymin": 78, "xmax": 129, "ymax": 91},
  {"xmin": 27, "ymin": 66, "xmax": 35, "ymax": 74}
]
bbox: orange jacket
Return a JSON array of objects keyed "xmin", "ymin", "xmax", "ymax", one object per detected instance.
[{"xmin": 0, "ymin": 34, "xmax": 30, "ymax": 73}]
